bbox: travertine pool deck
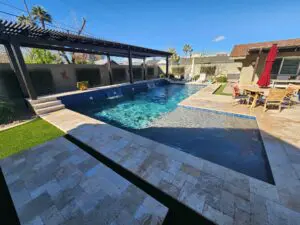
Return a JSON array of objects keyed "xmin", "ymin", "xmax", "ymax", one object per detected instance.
[
  {"xmin": 0, "ymin": 137, "xmax": 167, "ymax": 225},
  {"xmin": 180, "ymin": 84, "xmax": 300, "ymax": 213},
  {"xmin": 42, "ymin": 108, "xmax": 300, "ymax": 225}
]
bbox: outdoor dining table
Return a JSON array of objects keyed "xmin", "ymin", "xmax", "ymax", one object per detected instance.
[{"xmin": 243, "ymin": 87, "xmax": 267, "ymax": 109}]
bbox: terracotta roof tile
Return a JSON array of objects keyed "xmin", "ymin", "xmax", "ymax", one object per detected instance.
[{"xmin": 230, "ymin": 38, "xmax": 300, "ymax": 58}]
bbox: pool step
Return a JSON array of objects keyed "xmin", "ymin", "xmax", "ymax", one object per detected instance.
[
  {"xmin": 30, "ymin": 96, "xmax": 58, "ymax": 104},
  {"xmin": 30, "ymin": 97, "xmax": 65, "ymax": 115},
  {"xmin": 35, "ymin": 104, "xmax": 65, "ymax": 115},
  {"xmin": 33, "ymin": 100, "xmax": 63, "ymax": 109}
]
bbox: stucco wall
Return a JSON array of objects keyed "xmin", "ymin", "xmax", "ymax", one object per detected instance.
[
  {"xmin": 159, "ymin": 62, "xmax": 241, "ymax": 79},
  {"xmin": 0, "ymin": 63, "xmax": 159, "ymax": 97},
  {"xmin": 236, "ymin": 51, "xmax": 300, "ymax": 85}
]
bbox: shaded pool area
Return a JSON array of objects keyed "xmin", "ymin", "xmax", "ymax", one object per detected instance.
[
  {"xmin": 64, "ymin": 82, "xmax": 274, "ymax": 184},
  {"xmin": 133, "ymin": 107, "xmax": 274, "ymax": 183}
]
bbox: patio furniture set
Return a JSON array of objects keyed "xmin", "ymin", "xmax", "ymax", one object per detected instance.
[{"xmin": 232, "ymin": 84, "xmax": 300, "ymax": 112}]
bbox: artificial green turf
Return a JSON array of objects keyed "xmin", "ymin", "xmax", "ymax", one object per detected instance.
[
  {"xmin": 0, "ymin": 118, "xmax": 64, "ymax": 159},
  {"xmin": 214, "ymin": 83, "xmax": 232, "ymax": 96}
]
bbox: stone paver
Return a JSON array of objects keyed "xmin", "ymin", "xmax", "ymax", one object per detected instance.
[
  {"xmin": 42, "ymin": 108, "xmax": 300, "ymax": 224},
  {"xmin": 0, "ymin": 138, "xmax": 168, "ymax": 225}
]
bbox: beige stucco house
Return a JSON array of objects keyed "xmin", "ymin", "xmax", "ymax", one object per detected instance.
[
  {"xmin": 166, "ymin": 54, "xmax": 241, "ymax": 80},
  {"xmin": 230, "ymin": 38, "xmax": 300, "ymax": 85}
]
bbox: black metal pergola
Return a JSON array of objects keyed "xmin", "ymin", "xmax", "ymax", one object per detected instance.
[{"xmin": 0, "ymin": 20, "xmax": 171, "ymax": 100}]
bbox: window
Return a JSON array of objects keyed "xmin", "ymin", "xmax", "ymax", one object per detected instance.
[
  {"xmin": 280, "ymin": 59, "xmax": 299, "ymax": 75},
  {"xmin": 271, "ymin": 57, "xmax": 300, "ymax": 76},
  {"xmin": 271, "ymin": 58, "xmax": 282, "ymax": 74}
]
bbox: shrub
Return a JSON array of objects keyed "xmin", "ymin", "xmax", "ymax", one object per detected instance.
[
  {"xmin": 171, "ymin": 67, "xmax": 185, "ymax": 76},
  {"xmin": 192, "ymin": 74, "xmax": 200, "ymax": 81},
  {"xmin": 200, "ymin": 66, "xmax": 216, "ymax": 76},
  {"xmin": 159, "ymin": 73, "xmax": 166, "ymax": 78},
  {"xmin": 169, "ymin": 74, "xmax": 175, "ymax": 79},
  {"xmin": 0, "ymin": 97, "xmax": 14, "ymax": 124},
  {"xmin": 215, "ymin": 75, "xmax": 227, "ymax": 83}
]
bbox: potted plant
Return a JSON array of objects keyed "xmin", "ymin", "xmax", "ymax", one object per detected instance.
[{"xmin": 77, "ymin": 81, "xmax": 89, "ymax": 91}]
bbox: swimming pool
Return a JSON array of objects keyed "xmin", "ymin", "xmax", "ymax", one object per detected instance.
[
  {"xmin": 70, "ymin": 83, "xmax": 202, "ymax": 129},
  {"xmin": 61, "ymin": 81, "xmax": 274, "ymax": 183}
]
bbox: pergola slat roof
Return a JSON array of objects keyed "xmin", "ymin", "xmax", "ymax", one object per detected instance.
[
  {"xmin": 0, "ymin": 20, "xmax": 171, "ymax": 58},
  {"xmin": 0, "ymin": 19, "xmax": 171, "ymax": 100}
]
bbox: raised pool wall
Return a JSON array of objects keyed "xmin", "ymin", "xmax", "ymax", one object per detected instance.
[{"xmin": 58, "ymin": 79, "xmax": 169, "ymax": 108}]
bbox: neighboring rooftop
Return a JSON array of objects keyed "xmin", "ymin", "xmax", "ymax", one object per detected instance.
[
  {"xmin": 180, "ymin": 55, "xmax": 234, "ymax": 65},
  {"xmin": 230, "ymin": 38, "xmax": 300, "ymax": 58}
]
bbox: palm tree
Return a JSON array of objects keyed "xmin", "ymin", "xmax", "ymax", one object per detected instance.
[
  {"xmin": 184, "ymin": 44, "xmax": 193, "ymax": 57},
  {"xmin": 168, "ymin": 48, "xmax": 180, "ymax": 65},
  {"xmin": 17, "ymin": 15, "xmax": 33, "ymax": 25},
  {"xmin": 31, "ymin": 6, "xmax": 52, "ymax": 29}
]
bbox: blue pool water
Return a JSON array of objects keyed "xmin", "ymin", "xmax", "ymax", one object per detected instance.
[{"xmin": 73, "ymin": 84, "xmax": 201, "ymax": 129}]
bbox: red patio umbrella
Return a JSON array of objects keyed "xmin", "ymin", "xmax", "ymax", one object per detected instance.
[{"xmin": 257, "ymin": 44, "xmax": 278, "ymax": 87}]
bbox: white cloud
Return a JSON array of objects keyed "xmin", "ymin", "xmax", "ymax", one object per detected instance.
[{"xmin": 212, "ymin": 35, "xmax": 225, "ymax": 42}]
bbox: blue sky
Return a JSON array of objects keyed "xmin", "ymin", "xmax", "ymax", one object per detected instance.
[{"xmin": 1, "ymin": 0, "xmax": 300, "ymax": 55}]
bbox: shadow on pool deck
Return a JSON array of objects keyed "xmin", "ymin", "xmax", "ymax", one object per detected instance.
[
  {"xmin": 65, "ymin": 134, "xmax": 215, "ymax": 225},
  {"xmin": 2, "ymin": 119, "xmax": 300, "ymax": 224},
  {"xmin": 133, "ymin": 126, "xmax": 274, "ymax": 184},
  {"xmin": 0, "ymin": 168, "xmax": 20, "ymax": 225}
]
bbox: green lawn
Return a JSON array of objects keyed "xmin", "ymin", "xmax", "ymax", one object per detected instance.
[
  {"xmin": 214, "ymin": 83, "xmax": 232, "ymax": 96},
  {"xmin": 0, "ymin": 118, "xmax": 64, "ymax": 159}
]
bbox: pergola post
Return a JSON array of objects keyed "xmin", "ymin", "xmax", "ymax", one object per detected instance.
[
  {"xmin": 4, "ymin": 42, "xmax": 28, "ymax": 97},
  {"xmin": 166, "ymin": 56, "xmax": 169, "ymax": 78},
  {"xmin": 128, "ymin": 49, "xmax": 133, "ymax": 83},
  {"xmin": 251, "ymin": 48, "xmax": 262, "ymax": 83},
  {"xmin": 143, "ymin": 57, "xmax": 147, "ymax": 80},
  {"xmin": 106, "ymin": 54, "xmax": 113, "ymax": 85},
  {"xmin": 7, "ymin": 42, "xmax": 37, "ymax": 100}
]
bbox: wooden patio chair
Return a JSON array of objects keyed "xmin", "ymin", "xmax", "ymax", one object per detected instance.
[
  {"xmin": 284, "ymin": 84, "xmax": 299, "ymax": 108},
  {"xmin": 232, "ymin": 83, "xmax": 250, "ymax": 105},
  {"xmin": 263, "ymin": 88, "xmax": 286, "ymax": 112}
]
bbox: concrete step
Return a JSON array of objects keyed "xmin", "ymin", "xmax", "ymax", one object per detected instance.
[
  {"xmin": 33, "ymin": 100, "xmax": 62, "ymax": 110},
  {"xmin": 30, "ymin": 97, "xmax": 58, "ymax": 104},
  {"xmin": 35, "ymin": 104, "xmax": 65, "ymax": 115}
]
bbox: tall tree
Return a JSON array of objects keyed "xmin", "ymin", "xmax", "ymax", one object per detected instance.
[
  {"xmin": 31, "ymin": 6, "xmax": 52, "ymax": 29},
  {"xmin": 25, "ymin": 48, "xmax": 60, "ymax": 64},
  {"xmin": 168, "ymin": 48, "xmax": 180, "ymax": 65},
  {"xmin": 183, "ymin": 44, "xmax": 193, "ymax": 58},
  {"xmin": 23, "ymin": 0, "xmax": 34, "ymax": 25},
  {"xmin": 17, "ymin": 15, "xmax": 34, "ymax": 25}
]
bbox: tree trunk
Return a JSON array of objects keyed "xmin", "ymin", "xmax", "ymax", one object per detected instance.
[{"xmin": 41, "ymin": 19, "xmax": 45, "ymax": 29}]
